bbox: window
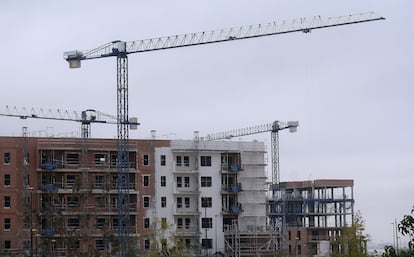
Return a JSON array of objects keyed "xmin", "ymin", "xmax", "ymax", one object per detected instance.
[
  {"xmin": 143, "ymin": 154, "xmax": 150, "ymax": 166},
  {"xmin": 177, "ymin": 197, "xmax": 182, "ymax": 208},
  {"xmin": 4, "ymin": 174, "xmax": 10, "ymax": 186},
  {"xmin": 202, "ymin": 218, "xmax": 213, "ymax": 228},
  {"xmin": 298, "ymin": 244, "xmax": 302, "ymax": 255},
  {"xmin": 94, "ymin": 153, "xmax": 108, "ymax": 165},
  {"xmin": 5, "ymin": 240, "xmax": 11, "ymax": 249},
  {"xmin": 161, "ymin": 217, "xmax": 167, "ymax": 229},
  {"xmin": 96, "ymin": 217, "xmax": 106, "ymax": 229},
  {"xmin": 4, "ymin": 196, "xmax": 10, "ymax": 208},
  {"xmin": 297, "ymin": 230, "xmax": 301, "ymax": 240},
  {"xmin": 184, "ymin": 176, "xmax": 190, "ymax": 187},
  {"xmin": 160, "ymin": 155, "xmax": 166, "ymax": 166},
  {"xmin": 144, "ymin": 218, "xmax": 150, "ymax": 229},
  {"xmin": 185, "ymin": 218, "xmax": 190, "ymax": 229},
  {"xmin": 96, "ymin": 239, "xmax": 106, "ymax": 251},
  {"xmin": 144, "ymin": 239, "xmax": 150, "ymax": 250},
  {"xmin": 95, "ymin": 176, "xmax": 104, "ymax": 188},
  {"xmin": 177, "ymin": 218, "xmax": 183, "ymax": 229},
  {"xmin": 68, "ymin": 217, "xmax": 80, "ymax": 229},
  {"xmin": 24, "ymin": 153, "xmax": 29, "ymax": 165},
  {"xmin": 183, "ymin": 156, "xmax": 189, "ymax": 167},
  {"xmin": 202, "ymin": 239, "xmax": 212, "ymax": 249},
  {"xmin": 176, "ymin": 177, "xmax": 182, "ymax": 187},
  {"xmin": 160, "ymin": 176, "xmax": 166, "ymax": 187},
  {"xmin": 96, "ymin": 196, "xmax": 107, "ymax": 208},
  {"xmin": 4, "ymin": 152, "xmax": 10, "ymax": 164},
  {"xmin": 176, "ymin": 156, "xmax": 182, "ymax": 166},
  {"xmin": 112, "ymin": 217, "xmax": 119, "ymax": 230},
  {"xmin": 184, "ymin": 197, "xmax": 190, "ymax": 208},
  {"xmin": 201, "ymin": 176, "xmax": 212, "ymax": 187},
  {"xmin": 67, "ymin": 196, "xmax": 79, "ymax": 208},
  {"xmin": 111, "ymin": 197, "xmax": 118, "ymax": 208},
  {"xmin": 201, "ymin": 197, "xmax": 212, "ymax": 208},
  {"xmin": 66, "ymin": 153, "xmax": 79, "ymax": 165},
  {"xmin": 66, "ymin": 175, "xmax": 78, "ymax": 186},
  {"xmin": 143, "ymin": 196, "xmax": 150, "ymax": 208},
  {"xmin": 4, "ymin": 218, "xmax": 11, "ymax": 230},
  {"xmin": 23, "ymin": 240, "xmax": 30, "ymax": 250},
  {"xmin": 161, "ymin": 197, "xmax": 167, "ymax": 208},
  {"xmin": 201, "ymin": 156, "xmax": 212, "ymax": 166},
  {"xmin": 143, "ymin": 175, "xmax": 149, "ymax": 187}
]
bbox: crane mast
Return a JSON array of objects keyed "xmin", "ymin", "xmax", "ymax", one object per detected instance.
[{"xmin": 64, "ymin": 12, "xmax": 384, "ymax": 256}]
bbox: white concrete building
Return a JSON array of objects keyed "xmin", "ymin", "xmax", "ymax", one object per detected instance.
[{"xmin": 152, "ymin": 139, "xmax": 267, "ymax": 255}]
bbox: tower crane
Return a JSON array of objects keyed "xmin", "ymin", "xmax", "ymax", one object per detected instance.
[
  {"xmin": 64, "ymin": 12, "xmax": 384, "ymax": 256},
  {"xmin": 0, "ymin": 105, "xmax": 138, "ymax": 138},
  {"xmin": 203, "ymin": 121, "xmax": 298, "ymax": 187}
]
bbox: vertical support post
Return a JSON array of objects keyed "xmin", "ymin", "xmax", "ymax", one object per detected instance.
[{"xmin": 117, "ymin": 55, "xmax": 130, "ymax": 257}]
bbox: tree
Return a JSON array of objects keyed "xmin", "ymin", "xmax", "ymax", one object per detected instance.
[
  {"xmin": 333, "ymin": 211, "xmax": 370, "ymax": 257},
  {"xmin": 144, "ymin": 219, "xmax": 192, "ymax": 257},
  {"xmin": 398, "ymin": 206, "xmax": 414, "ymax": 251}
]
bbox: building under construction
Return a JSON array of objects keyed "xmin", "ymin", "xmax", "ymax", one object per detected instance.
[
  {"xmin": 268, "ymin": 179, "xmax": 355, "ymax": 257},
  {"xmin": 0, "ymin": 135, "xmax": 354, "ymax": 257}
]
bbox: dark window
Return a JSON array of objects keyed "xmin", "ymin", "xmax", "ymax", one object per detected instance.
[
  {"xmin": 161, "ymin": 197, "xmax": 167, "ymax": 208},
  {"xmin": 95, "ymin": 176, "xmax": 104, "ymax": 188},
  {"xmin": 177, "ymin": 197, "xmax": 182, "ymax": 208},
  {"xmin": 66, "ymin": 175, "xmax": 78, "ymax": 186},
  {"xmin": 67, "ymin": 217, "xmax": 80, "ymax": 229},
  {"xmin": 201, "ymin": 197, "xmax": 212, "ymax": 208},
  {"xmin": 202, "ymin": 239, "xmax": 212, "ymax": 249},
  {"xmin": 161, "ymin": 176, "xmax": 166, "ymax": 187},
  {"xmin": 96, "ymin": 217, "xmax": 106, "ymax": 229},
  {"xmin": 201, "ymin": 156, "xmax": 212, "ymax": 166},
  {"xmin": 177, "ymin": 177, "xmax": 182, "ymax": 187},
  {"xmin": 144, "ymin": 218, "xmax": 150, "ymax": 229},
  {"xmin": 143, "ymin": 175, "xmax": 149, "ymax": 187},
  {"xmin": 94, "ymin": 153, "xmax": 108, "ymax": 165},
  {"xmin": 177, "ymin": 218, "xmax": 183, "ymax": 229},
  {"xmin": 201, "ymin": 176, "xmax": 212, "ymax": 187},
  {"xmin": 4, "ymin": 152, "xmax": 10, "ymax": 164},
  {"xmin": 96, "ymin": 239, "xmax": 105, "ymax": 251},
  {"xmin": 4, "ymin": 218, "xmax": 11, "ymax": 230},
  {"xmin": 185, "ymin": 197, "xmax": 190, "ymax": 208},
  {"xmin": 4, "ymin": 196, "xmax": 11, "ymax": 208},
  {"xmin": 143, "ymin": 196, "xmax": 150, "ymax": 208},
  {"xmin": 202, "ymin": 218, "xmax": 213, "ymax": 228},
  {"xmin": 160, "ymin": 155, "xmax": 166, "ymax": 166},
  {"xmin": 67, "ymin": 153, "xmax": 79, "ymax": 165},
  {"xmin": 144, "ymin": 239, "xmax": 150, "ymax": 250},
  {"xmin": 183, "ymin": 156, "xmax": 189, "ymax": 167},
  {"xmin": 96, "ymin": 196, "xmax": 107, "ymax": 208},
  {"xmin": 67, "ymin": 196, "xmax": 79, "ymax": 208},
  {"xmin": 184, "ymin": 176, "xmax": 190, "ymax": 187},
  {"xmin": 176, "ymin": 156, "xmax": 182, "ymax": 166},
  {"xmin": 185, "ymin": 218, "xmax": 190, "ymax": 229},
  {"xmin": 4, "ymin": 174, "xmax": 10, "ymax": 186},
  {"xmin": 5, "ymin": 240, "xmax": 11, "ymax": 249},
  {"xmin": 143, "ymin": 154, "xmax": 150, "ymax": 166}
]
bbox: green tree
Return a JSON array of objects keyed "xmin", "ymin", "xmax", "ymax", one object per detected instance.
[
  {"xmin": 333, "ymin": 211, "xmax": 370, "ymax": 257},
  {"xmin": 398, "ymin": 206, "xmax": 414, "ymax": 251},
  {"xmin": 145, "ymin": 220, "xmax": 192, "ymax": 257}
]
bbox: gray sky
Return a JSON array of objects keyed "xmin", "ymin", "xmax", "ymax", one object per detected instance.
[{"xmin": 1, "ymin": 0, "xmax": 413, "ymax": 245}]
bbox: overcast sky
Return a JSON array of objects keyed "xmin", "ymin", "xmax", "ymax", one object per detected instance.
[{"xmin": 1, "ymin": 0, "xmax": 413, "ymax": 245}]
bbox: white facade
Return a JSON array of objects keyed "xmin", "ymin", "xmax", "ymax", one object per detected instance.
[{"xmin": 153, "ymin": 139, "xmax": 267, "ymax": 255}]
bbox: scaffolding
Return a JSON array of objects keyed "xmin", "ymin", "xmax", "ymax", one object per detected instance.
[{"xmin": 268, "ymin": 179, "xmax": 355, "ymax": 257}]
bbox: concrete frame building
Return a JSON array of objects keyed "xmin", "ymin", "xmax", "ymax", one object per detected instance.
[{"xmin": 0, "ymin": 135, "xmax": 354, "ymax": 257}]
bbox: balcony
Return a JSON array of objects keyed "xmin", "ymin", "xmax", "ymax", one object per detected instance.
[{"xmin": 221, "ymin": 184, "xmax": 242, "ymax": 193}]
